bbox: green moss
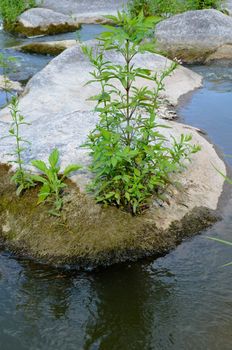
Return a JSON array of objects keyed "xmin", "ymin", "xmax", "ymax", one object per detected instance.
[
  {"xmin": 20, "ymin": 43, "xmax": 69, "ymax": 55},
  {"xmin": 0, "ymin": 164, "xmax": 219, "ymax": 268}
]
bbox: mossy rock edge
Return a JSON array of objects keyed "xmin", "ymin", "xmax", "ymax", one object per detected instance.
[
  {"xmin": 0, "ymin": 164, "xmax": 219, "ymax": 269},
  {"xmin": 4, "ymin": 21, "xmax": 81, "ymax": 37}
]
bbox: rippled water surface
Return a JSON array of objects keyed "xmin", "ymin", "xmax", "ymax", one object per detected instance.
[{"xmin": 1, "ymin": 25, "xmax": 232, "ymax": 349}]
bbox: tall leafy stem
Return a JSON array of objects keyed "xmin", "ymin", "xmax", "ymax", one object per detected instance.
[
  {"xmin": 0, "ymin": 53, "xmax": 18, "ymax": 105},
  {"xmin": 2, "ymin": 96, "xmax": 35, "ymax": 195},
  {"xmin": 83, "ymin": 11, "xmax": 200, "ymax": 214}
]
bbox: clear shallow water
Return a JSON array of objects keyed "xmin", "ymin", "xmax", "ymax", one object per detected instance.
[{"xmin": 1, "ymin": 25, "xmax": 232, "ymax": 349}]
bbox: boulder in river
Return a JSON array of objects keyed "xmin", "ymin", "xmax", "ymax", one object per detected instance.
[
  {"xmin": 0, "ymin": 41, "xmax": 226, "ymax": 267},
  {"xmin": 156, "ymin": 9, "xmax": 232, "ymax": 64},
  {"xmin": 8, "ymin": 7, "xmax": 81, "ymax": 36}
]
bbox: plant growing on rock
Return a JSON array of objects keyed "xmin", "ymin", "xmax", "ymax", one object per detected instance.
[
  {"xmin": 4, "ymin": 96, "xmax": 34, "ymax": 195},
  {"xmin": 0, "ymin": 53, "xmax": 18, "ymax": 104},
  {"xmin": 83, "ymin": 11, "xmax": 200, "ymax": 215},
  {"xmin": 31, "ymin": 148, "xmax": 81, "ymax": 216}
]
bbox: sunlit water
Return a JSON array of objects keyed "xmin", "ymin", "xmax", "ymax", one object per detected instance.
[{"xmin": 1, "ymin": 24, "xmax": 232, "ymax": 349}]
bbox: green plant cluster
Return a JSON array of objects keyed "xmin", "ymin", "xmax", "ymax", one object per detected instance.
[
  {"xmin": 128, "ymin": 0, "xmax": 222, "ymax": 17},
  {"xmin": 31, "ymin": 150, "xmax": 81, "ymax": 216},
  {"xmin": 3, "ymin": 97, "xmax": 81, "ymax": 216},
  {"xmin": 0, "ymin": 0, "xmax": 36, "ymax": 24},
  {"xmin": 83, "ymin": 11, "xmax": 200, "ymax": 215}
]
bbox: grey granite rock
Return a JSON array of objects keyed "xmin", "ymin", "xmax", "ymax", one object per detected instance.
[
  {"xmin": 14, "ymin": 7, "xmax": 81, "ymax": 36},
  {"xmin": 156, "ymin": 9, "xmax": 232, "ymax": 63}
]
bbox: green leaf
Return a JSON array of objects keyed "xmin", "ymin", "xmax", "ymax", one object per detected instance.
[
  {"xmin": 31, "ymin": 174, "xmax": 47, "ymax": 184},
  {"xmin": 134, "ymin": 168, "xmax": 141, "ymax": 177},
  {"xmin": 16, "ymin": 184, "xmax": 25, "ymax": 196},
  {"xmin": 49, "ymin": 148, "xmax": 59, "ymax": 168},
  {"xmin": 37, "ymin": 184, "xmax": 51, "ymax": 204},
  {"xmin": 31, "ymin": 160, "xmax": 48, "ymax": 174},
  {"xmin": 207, "ymin": 237, "xmax": 232, "ymax": 247},
  {"xmin": 111, "ymin": 158, "xmax": 117, "ymax": 167},
  {"xmin": 63, "ymin": 164, "xmax": 82, "ymax": 178}
]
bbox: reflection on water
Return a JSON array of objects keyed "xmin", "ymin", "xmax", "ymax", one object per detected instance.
[{"xmin": 83, "ymin": 265, "xmax": 176, "ymax": 350}]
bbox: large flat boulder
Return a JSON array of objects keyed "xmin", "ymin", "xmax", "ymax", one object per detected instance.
[
  {"xmin": 35, "ymin": 0, "xmax": 128, "ymax": 24},
  {"xmin": 0, "ymin": 41, "xmax": 226, "ymax": 267},
  {"xmin": 156, "ymin": 9, "xmax": 232, "ymax": 64},
  {"xmin": 9, "ymin": 7, "xmax": 81, "ymax": 36}
]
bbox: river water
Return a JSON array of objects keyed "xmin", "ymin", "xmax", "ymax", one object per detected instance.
[{"xmin": 1, "ymin": 26, "xmax": 232, "ymax": 350}]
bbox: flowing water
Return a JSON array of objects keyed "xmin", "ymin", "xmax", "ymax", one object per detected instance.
[{"xmin": 1, "ymin": 25, "xmax": 232, "ymax": 350}]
